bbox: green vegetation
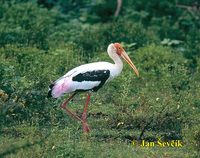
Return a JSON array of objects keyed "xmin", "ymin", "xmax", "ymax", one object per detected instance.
[{"xmin": 0, "ymin": 0, "xmax": 200, "ymax": 157}]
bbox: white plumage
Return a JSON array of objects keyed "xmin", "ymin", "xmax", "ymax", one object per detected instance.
[{"xmin": 50, "ymin": 61, "xmax": 122, "ymax": 98}]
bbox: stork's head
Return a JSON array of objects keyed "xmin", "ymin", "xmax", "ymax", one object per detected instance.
[{"xmin": 107, "ymin": 43, "xmax": 139, "ymax": 77}]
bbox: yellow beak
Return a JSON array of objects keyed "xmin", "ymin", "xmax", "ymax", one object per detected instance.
[{"xmin": 121, "ymin": 51, "xmax": 139, "ymax": 77}]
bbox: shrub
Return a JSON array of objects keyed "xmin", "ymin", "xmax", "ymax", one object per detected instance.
[
  {"xmin": 0, "ymin": 43, "xmax": 84, "ymax": 126},
  {"xmin": 0, "ymin": 1, "xmax": 60, "ymax": 50}
]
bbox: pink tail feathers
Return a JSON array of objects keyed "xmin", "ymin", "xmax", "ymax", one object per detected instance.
[{"xmin": 48, "ymin": 78, "xmax": 70, "ymax": 98}]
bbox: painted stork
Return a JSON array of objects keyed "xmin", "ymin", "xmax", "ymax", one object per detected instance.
[{"xmin": 48, "ymin": 43, "xmax": 139, "ymax": 133}]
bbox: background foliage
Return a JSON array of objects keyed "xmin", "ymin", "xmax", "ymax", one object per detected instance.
[{"xmin": 0, "ymin": 0, "xmax": 200, "ymax": 157}]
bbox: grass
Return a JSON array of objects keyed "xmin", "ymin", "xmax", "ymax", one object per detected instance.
[
  {"xmin": 0, "ymin": 93, "xmax": 199, "ymax": 158},
  {"xmin": 0, "ymin": 124, "xmax": 197, "ymax": 158}
]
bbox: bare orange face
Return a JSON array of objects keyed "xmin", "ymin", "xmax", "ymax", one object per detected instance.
[
  {"xmin": 114, "ymin": 42, "xmax": 139, "ymax": 77},
  {"xmin": 114, "ymin": 43, "xmax": 124, "ymax": 56}
]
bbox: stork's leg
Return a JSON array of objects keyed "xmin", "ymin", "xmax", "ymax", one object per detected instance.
[
  {"xmin": 60, "ymin": 92, "xmax": 82, "ymax": 122},
  {"xmin": 81, "ymin": 93, "xmax": 91, "ymax": 133}
]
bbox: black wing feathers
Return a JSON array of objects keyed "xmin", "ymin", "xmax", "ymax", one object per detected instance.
[
  {"xmin": 47, "ymin": 82, "xmax": 55, "ymax": 98},
  {"xmin": 72, "ymin": 70, "xmax": 110, "ymax": 91},
  {"xmin": 72, "ymin": 70, "xmax": 110, "ymax": 82}
]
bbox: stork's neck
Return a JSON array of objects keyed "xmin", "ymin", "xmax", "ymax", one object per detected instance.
[{"xmin": 109, "ymin": 52, "xmax": 123, "ymax": 76}]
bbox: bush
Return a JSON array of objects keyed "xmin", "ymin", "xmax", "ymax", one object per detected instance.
[
  {"xmin": 0, "ymin": 43, "xmax": 84, "ymax": 126},
  {"xmin": 0, "ymin": 1, "xmax": 61, "ymax": 50}
]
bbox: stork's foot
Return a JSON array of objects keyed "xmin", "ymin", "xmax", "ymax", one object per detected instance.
[{"xmin": 82, "ymin": 122, "xmax": 90, "ymax": 133}]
